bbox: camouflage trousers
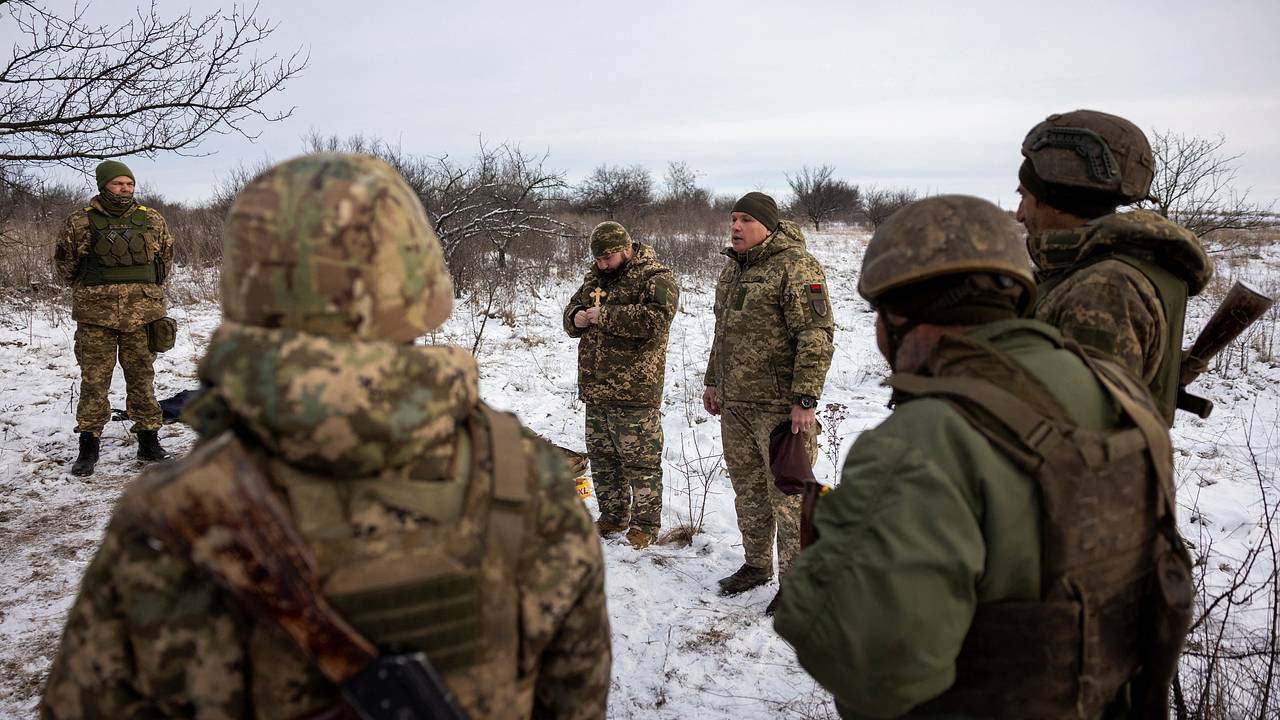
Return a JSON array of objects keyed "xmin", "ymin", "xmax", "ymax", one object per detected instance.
[
  {"xmin": 585, "ymin": 404, "xmax": 663, "ymax": 533},
  {"xmin": 74, "ymin": 323, "xmax": 161, "ymax": 435},
  {"xmin": 720, "ymin": 402, "xmax": 816, "ymax": 577}
]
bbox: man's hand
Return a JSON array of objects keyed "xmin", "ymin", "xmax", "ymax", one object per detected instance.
[
  {"xmin": 583, "ymin": 306, "xmax": 602, "ymax": 325},
  {"xmin": 702, "ymin": 386, "xmax": 721, "ymax": 416},
  {"xmin": 790, "ymin": 405, "xmax": 816, "ymax": 434},
  {"xmin": 573, "ymin": 309, "xmax": 591, "ymax": 328}
]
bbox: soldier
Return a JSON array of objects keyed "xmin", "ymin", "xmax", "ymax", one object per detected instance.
[
  {"xmin": 41, "ymin": 154, "xmax": 612, "ymax": 719},
  {"xmin": 1016, "ymin": 109, "xmax": 1213, "ymax": 424},
  {"xmin": 55, "ymin": 160, "xmax": 175, "ymax": 475},
  {"xmin": 563, "ymin": 221, "xmax": 679, "ymax": 550},
  {"xmin": 775, "ymin": 195, "xmax": 1190, "ymax": 718},
  {"xmin": 703, "ymin": 192, "xmax": 834, "ymax": 599}
]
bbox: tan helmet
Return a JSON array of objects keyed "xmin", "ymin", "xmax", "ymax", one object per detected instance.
[
  {"xmin": 1021, "ymin": 109, "xmax": 1154, "ymax": 203},
  {"xmin": 221, "ymin": 153, "xmax": 454, "ymax": 343},
  {"xmin": 859, "ymin": 194, "xmax": 1036, "ymax": 309}
]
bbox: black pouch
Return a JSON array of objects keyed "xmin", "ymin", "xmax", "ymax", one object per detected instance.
[{"xmin": 147, "ymin": 316, "xmax": 177, "ymax": 353}]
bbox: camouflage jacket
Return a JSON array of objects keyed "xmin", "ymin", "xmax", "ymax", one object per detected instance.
[
  {"xmin": 563, "ymin": 243, "xmax": 679, "ymax": 408},
  {"xmin": 704, "ymin": 220, "xmax": 834, "ymax": 411},
  {"xmin": 1030, "ymin": 210, "xmax": 1211, "ymax": 423},
  {"xmin": 53, "ymin": 196, "xmax": 175, "ymax": 331},
  {"xmin": 41, "ymin": 325, "xmax": 611, "ymax": 720}
]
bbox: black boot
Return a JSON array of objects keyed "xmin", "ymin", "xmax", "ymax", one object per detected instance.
[
  {"xmin": 136, "ymin": 430, "xmax": 171, "ymax": 462},
  {"xmin": 717, "ymin": 563, "xmax": 772, "ymax": 596},
  {"xmin": 71, "ymin": 432, "xmax": 99, "ymax": 477}
]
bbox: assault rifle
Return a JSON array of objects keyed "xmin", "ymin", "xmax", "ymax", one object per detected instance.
[
  {"xmin": 120, "ymin": 436, "xmax": 468, "ymax": 720},
  {"xmin": 1177, "ymin": 281, "xmax": 1275, "ymax": 418}
]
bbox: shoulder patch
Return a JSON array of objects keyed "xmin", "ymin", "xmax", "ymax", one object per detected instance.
[{"xmin": 808, "ymin": 282, "xmax": 829, "ymax": 318}]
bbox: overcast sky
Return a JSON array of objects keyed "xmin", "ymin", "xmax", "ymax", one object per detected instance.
[{"xmin": 39, "ymin": 0, "xmax": 1280, "ymax": 210}]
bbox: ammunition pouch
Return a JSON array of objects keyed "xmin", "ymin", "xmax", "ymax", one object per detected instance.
[
  {"xmin": 147, "ymin": 316, "xmax": 178, "ymax": 353},
  {"xmin": 77, "ymin": 206, "xmax": 160, "ymax": 286}
]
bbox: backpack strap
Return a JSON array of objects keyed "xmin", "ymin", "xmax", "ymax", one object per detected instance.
[{"xmin": 474, "ymin": 404, "xmax": 530, "ymax": 575}]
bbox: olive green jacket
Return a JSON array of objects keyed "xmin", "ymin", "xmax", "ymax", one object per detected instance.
[
  {"xmin": 563, "ymin": 243, "xmax": 679, "ymax": 408},
  {"xmin": 774, "ymin": 320, "xmax": 1120, "ymax": 719},
  {"xmin": 704, "ymin": 220, "xmax": 834, "ymax": 411}
]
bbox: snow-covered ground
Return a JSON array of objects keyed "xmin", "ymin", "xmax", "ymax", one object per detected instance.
[{"xmin": 1, "ymin": 227, "xmax": 1277, "ymax": 718}]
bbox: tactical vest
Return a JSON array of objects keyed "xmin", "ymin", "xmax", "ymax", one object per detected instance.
[
  {"xmin": 76, "ymin": 205, "xmax": 163, "ymax": 286},
  {"xmin": 264, "ymin": 405, "xmax": 536, "ymax": 718},
  {"xmin": 1039, "ymin": 250, "xmax": 1187, "ymax": 426},
  {"xmin": 889, "ymin": 335, "xmax": 1192, "ymax": 719}
]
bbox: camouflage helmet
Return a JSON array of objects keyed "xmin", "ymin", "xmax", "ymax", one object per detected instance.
[
  {"xmin": 590, "ymin": 221, "xmax": 631, "ymax": 257},
  {"xmin": 859, "ymin": 194, "xmax": 1036, "ymax": 310},
  {"xmin": 1021, "ymin": 109, "xmax": 1154, "ymax": 203},
  {"xmin": 221, "ymin": 153, "xmax": 453, "ymax": 343}
]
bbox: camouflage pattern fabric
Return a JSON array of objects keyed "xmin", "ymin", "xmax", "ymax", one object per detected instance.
[
  {"xmin": 563, "ymin": 243, "xmax": 679, "ymax": 408},
  {"xmin": 41, "ymin": 325, "xmax": 612, "ymax": 720},
  {"xmin": 704, "ymin": 220, "xmax": 834, "ymax": 411},
  {"xmin": 42, "ymin": 154, "xmax": 611, "ymax": 720},
  {"xmin": 585, "ymin": 404, "xmax": 663, "ymax": 533},
  {"xmin": 54, "ymin": 197, "xmax": 173, "ymax": 332},
  {"xmin": 73, "ymin": 323, "xmax": 161, "ymax": 435},
  {"xmin": 589, "ymin": 221, "xmax": 631, "ymax": 258},
  {"xmin": 1030, "ymin": 210, "xmax": 1211, "ymax": 417},
  {"xmin": 221, "ymin": 153, "xmax": 454, "ymax": 342},
  {"xmin": 721, "ymin": 402, "xmax": 815, "ymax": 577}
]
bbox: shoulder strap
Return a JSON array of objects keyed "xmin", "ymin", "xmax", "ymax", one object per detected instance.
[{"xmin": 473, "ymin": 405, "xmax": 531, "ymax": 576}]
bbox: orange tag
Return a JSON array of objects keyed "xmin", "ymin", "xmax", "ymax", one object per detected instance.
[{"xmin": 575, "ymin": 476, "xmax": 591, "ymax": 499}]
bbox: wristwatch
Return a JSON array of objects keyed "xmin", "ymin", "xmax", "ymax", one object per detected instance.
[{"xmin": 795, "ymin": 395, "xmax": 818, "ymax": 409}]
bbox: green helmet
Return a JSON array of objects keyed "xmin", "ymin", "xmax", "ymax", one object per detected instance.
[
  {"xmin": 1021, "ymin": 109, "xmax": 1154, "ymax": 204},
  {"xmin": 859, "ymin": 194, "xmax": 1036, "ymax": 310},
  {"xmin": 221, "ymin": 153, "xmax": 453, "ymax": 342}
]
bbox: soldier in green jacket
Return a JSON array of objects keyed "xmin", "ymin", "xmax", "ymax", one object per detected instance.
[
  {"xmin": 703, "ymin": 192, "xmax": 834, "ymax": 598},
  {"xmin": 1016, "ymin": 109, "xmax": 1213, "ymax": 424},
  {"xmin": 775, "ymin": 195, "xmax": 1190, "ymax": 718},
  {"xmin": 41, "ymin": 154, "xmax": 612, "ymax": 720},
  {"xmin": 564, "ymin": 221, "xmax": 679, "ymax": 549},
  {"xmin": 54, "ymin": 160, "xmax": 176, "ymax": 475}
]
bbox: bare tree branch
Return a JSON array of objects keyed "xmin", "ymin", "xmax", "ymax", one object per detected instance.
[{"xmin": 0, "ymin": 1, "xmax": 307, "ymax": 171}]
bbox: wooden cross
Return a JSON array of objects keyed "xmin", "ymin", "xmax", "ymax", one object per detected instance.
[{"xmin": 590, "ymin": 287, "xmax": 607, "ymax": 307}]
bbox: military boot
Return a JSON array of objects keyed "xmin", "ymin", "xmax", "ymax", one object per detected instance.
[
  {"xmin": 764, "ymin": 588, "xmax": 783, "ymax": 616},
  {"xmin": 626, "ymin": 528, "xmax": 656, "ymax": 549},
  {"xmin": 136, "ymin": 430, "xmax": 171, "ymax": 462},
  {"xmin": 717, "ymin": 563, "xmax": 771, "ymax": 596},
  {"xmin": 70, "ymin": 432, "xmax": 99, "ymax": 477},
  {"xmin": 595, "ymin": 518, "xmax": 626, "ymax": 538}
]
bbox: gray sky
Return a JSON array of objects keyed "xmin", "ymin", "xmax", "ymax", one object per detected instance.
[{"xmin": 49, "ymin": 0, "xmax": 1280, "ymax": 210}]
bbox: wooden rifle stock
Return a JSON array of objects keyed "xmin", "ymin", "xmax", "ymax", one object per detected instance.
[
  {"xmin": 1177, "ymin": 281, "xmax": 1274, "ymax": 418},
  {"xmin": 120, "ymin": 435, "xmax": 467, "ymax": 720}
]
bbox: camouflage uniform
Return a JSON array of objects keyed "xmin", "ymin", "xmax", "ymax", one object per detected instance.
[
  {"xmin": 42, "ymin": 154, "xmax": 611, "ymax": 720},
  {"xmin": 705, "ymin": 219, "xmax": 834, "ymax": 576},
  {"xmin": 563, "ymin": 230, "xmax": 678, "ymax": 535},
  {"xmin": 1030, "ymin": 210, "xmax": 1211, "ymax": 425},
  {"xmin": 1017, "ymin": 110, "xmax": 1212, "ymax": 426},
  {"xmin": 54, "ymin": 196, "xmax": 174, "ymax": 435}
]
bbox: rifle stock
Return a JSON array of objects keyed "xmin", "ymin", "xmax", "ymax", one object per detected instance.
[
  {"xmin": 1177, "ymin": 281, "xmax": 1275, "ymax": 418},
  {"xmin": 121, "ymin": 435, "xmax": 468, "ymax": 720}
]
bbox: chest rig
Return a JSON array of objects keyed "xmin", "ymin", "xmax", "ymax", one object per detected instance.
[
  {"xmin": 890, "ymin": 333, "xmax": 1191, "ymax": 719},
  {"xmin": 77, "ymin": 205, "xmax": 161, "ymax": 285}
]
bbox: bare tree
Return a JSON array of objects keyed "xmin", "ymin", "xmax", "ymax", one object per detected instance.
[
  {"xmin": 1141, "ymin": 130, "xmax": 1275, "ymax": 240},
  {"xmin": 863, "ymin": 185, "xmax": 919, "ymax": 228},
  {"xmin": 0, "ymin": 1, "xmax": 306, "ymax": 176},
  {"xmin": 576, "ymin": 163, "xmax": 654, "ymax": 224},
  {"xmin": 786, "ymin": 164, "xmax": 861, "ymax": 231}
]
